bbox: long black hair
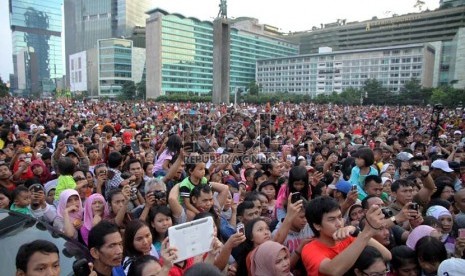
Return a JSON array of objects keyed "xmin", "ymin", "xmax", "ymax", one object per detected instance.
[
  {"xmin": 235, "ymin": 218, "xmax": 268, "ymax": 276},
  {"xmin": 288, "ymin": 166, "xmax": 309, "ymax": 199}
]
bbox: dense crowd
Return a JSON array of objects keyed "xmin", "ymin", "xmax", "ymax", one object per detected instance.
[{"xmin": 1, "ymin": 97, "xmax": 465, "ymax": 276}]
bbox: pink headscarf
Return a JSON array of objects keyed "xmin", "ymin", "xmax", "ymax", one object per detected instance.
[
  {"xmin": 250, "ymin": 240, "xmax": 290, "ymax": 276},
  {"xmin": 406, "ymin": 225, "xmax": 436, "ymax": 250},
  {"xmin": 56, "ymin": 189, "xmax": 83, "ymax": 221},
  {"xmin": 81, "ymin": 193, "xmax": 109, "ymax": 245}
]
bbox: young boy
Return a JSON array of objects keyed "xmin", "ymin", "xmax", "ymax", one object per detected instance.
[
  {"xmin": 301, "ymin": 196, "xmax": 391, "ymax": 276},
  {"xmin": 54, "ymin": 157, "xmax": 77, "ymax": 201},
  {"xmin": 10, "ymin": 185, "xmax": 32, "ymax": 216}
]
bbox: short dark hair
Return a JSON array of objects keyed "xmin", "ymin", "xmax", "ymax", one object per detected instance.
[
  {"xmin": 88, "ymin": 221, "xmax": 120, "ymax": 250},
  {"xmin": 127, "ymin": 255, "xmax": 160, "ymax": 276},
  {"xmin": 353, "ymin": 246, "xmax": 384, "ymax": 273},
  {"xmin": 355, "ymin": 147, "xmax": 375, "ymax": 167},
  {"xmin": 391, "ymin": 179, "xmax": 412, "ymax": 193},
  {"xmin": 124, "ymin": 158, "xmax": 142, "ymax": 171},
  {"xmin": 16, "ymin": 240, "xmax": 59, "ymax": 273},
  {"xmin": 190, "ymin": 184, "xmax": 212, "ymax": 199},
  {"xmin": 185, "ymin": 263, "xmax": 222, "ymax": 276},
  {"xmin": 361, "ymin": 195, "xmax": 378, "ymax": 210},
  {"xmin": 431, "ymin": 176, "xmax": 454, "ymax": 199},
  {"xmin": 124, "ymin": 220, "xmax": 149, "ymax": 258},
  {"xmin": 57, "ymin": 157, "xmax": 76, "ymax": 175},
  {"xmin": 108, "ymin": 152, "xmax": 123, "ymax": 169},
  {"xmin": 12, "ymin": 185, "xmax": 29, "ymax": 200},
  {"xmin": 415, "ymin": 236, "xmax": 447, "ymax": 264},
  {"xmin": 305, "ymin": 196, "xmax": 340, "ymax": 237},
  {"xmin": 86, "ymin": 145, "xmax": 98, "ymax": 155},
  {"xmin": 237, "ymin": 201, "xmax": 256, "ymax": 217},
  {"xmin": 364, "ymin": 175, "xmax": 382, "ymax": 187},
  {"xmin": 390, "ymin": 245, "xmax": 418, "ymax": 272}
]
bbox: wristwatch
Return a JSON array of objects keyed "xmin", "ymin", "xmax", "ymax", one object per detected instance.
[{"xmin": 390, "ymin": 216, "xmax": 398, "ymax": 225}]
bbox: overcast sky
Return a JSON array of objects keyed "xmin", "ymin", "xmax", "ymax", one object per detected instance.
[{"xmin": 0, "ymin": 0, "xmax": 440, "ymax": 81}]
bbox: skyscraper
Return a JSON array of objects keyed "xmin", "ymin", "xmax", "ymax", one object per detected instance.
[
  {"xmin": 64, "ymin": 0, "xmax": 154, "ymax": 86},
  {"xmin": 9, "ymin": 0, "xmax": 63, "ymax": 96}
]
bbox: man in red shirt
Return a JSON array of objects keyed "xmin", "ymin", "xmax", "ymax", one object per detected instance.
[{"xmin": 301, "ymin": 196, "xmax": 391, "ymax": 276}]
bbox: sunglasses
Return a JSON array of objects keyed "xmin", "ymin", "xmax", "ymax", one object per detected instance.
[{"xmin": 74, "ymin": 177, "xmax": 86, "ymax": 182}]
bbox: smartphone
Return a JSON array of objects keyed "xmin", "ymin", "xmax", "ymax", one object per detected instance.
[
  {"xmin": 421, "ymin": 163, "xmax": 430, "ymax": 173},
  {"xmin": 64, "ymin": 139, "xmax": 73, "ymax": 146},
  {"xmin": 286, "ymin": 154, "xmax": 292, "ymax": 162},
  {"xmin": 334, "ymin": 164, "xmax": 342, "ymax": 172},
  {"xmin": 236, "ymin": 223, "xmax": 245, "ymax": 234},
  {"xmin": 73, "ymin": 259, "xmax": 91, "ymax": 276},
  {"xmin": 291, "ymin": 192, "xmax": 301, "ymax": 204},
  {"xmin": 131, "ymin": 142, "xmax": 140, "ymax": 154},
  {"xmin": 409, "ymin": 202, "xmax": 419, "ymax": 211},
  {"xmin": 459, "ymin": 228, "xmax": 465, "ymax": 238},
  {"xmin": 351, "ymin": 185, "xmax": 358, "ymax": 192},
  {"xmin": 233, "ymin": 192, "xmax": 240, "ymax": 204}
]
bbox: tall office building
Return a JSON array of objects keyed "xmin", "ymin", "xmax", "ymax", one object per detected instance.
[
  {"xmin": 256, "ymin": 44, "xmax": 435, "ymax": 96},
  {"xmin": 64, "ymin": 0, "xmax": 154, "ymax": 86},
  {"xmin": 145, "ymin": 9, "xmax": 298, "ymax": 99},
  {"xmin": 285, "ymin": 6, "xmax": 465, "ymax": 86},
  {"xmin": 9, "ymin": 0, "xmax": 63, "ymax": 96}
]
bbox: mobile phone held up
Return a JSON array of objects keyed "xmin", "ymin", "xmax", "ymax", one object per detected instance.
[
  {"xmin": 237, "ymin": 222, "xmax": 245, "ymax": 234},
  {"xmin": 233, "ymin": 192, "xmax": 240, "ymax": 204},
  {"xmin": 291, "ymin": 192, "xmax": 301, "ymax": 204}
]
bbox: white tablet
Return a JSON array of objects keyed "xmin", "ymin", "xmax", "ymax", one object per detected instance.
[{"xmin": 168, "ymin": 216, "xmax": 214, "ymax": 262}]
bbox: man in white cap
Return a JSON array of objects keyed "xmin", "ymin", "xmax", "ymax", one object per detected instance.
[{"xmin": 430, "ymin": 159, "xmax": 454, "ymax": 180}]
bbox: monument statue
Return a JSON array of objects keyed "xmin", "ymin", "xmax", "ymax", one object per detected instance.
[{"xmin": 218, "ymin": 0, "xmax": 227, "ymax": 18}]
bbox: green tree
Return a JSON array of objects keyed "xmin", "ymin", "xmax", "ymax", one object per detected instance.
[
  {"xmin": 339, "ymin": 87, "xmax": 361, "ymax": 105},
  {"xmin": 136, "ymin": 80, "xmax": 146, "ymax": 100},
  {"xmin": 429, "ymin": 87, "xmax": 447, "ymax": 105},
  {"xmin": 400, "ymin": 78, "xmax": 423, "ymax": 104},
  {"xmin": 247, "ymin": 81, "xmax": 260, "ymax": 96},
  {"xmin": 363, "ymin": 78, "xmax": 389, "ymax": 105},
  {"xmin": 0, "ymin": 77, "xmax": 10, "ymax": 97},
  {"xmin": 120, "ymin": 81, "xmax": 136, "ymax": 100}
]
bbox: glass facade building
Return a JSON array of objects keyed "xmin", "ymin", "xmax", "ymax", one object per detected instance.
[
  {"xmin": 98, "ymin": 38, "xmax": 133, "ymax": 97},
  {"xmin": 256, "ymin": 44, "xmax": 435, "ymax": 97},
  {"xmin": 9, "ymin": 0, "xmax": 63, "ymax": 96},
  {"xmin": 64, "ymin": 0, "xmax": 154, "ymax": 86},
  {"xmin": 146, "ymin": 9, "xmax": 298, "ymax": 98}
]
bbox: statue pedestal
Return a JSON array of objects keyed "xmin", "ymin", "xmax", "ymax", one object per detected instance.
[{"xmin": 212, "ymin": 18, "xmax": 230, "ymax": 104}]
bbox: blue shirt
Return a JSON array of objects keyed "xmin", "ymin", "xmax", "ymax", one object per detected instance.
[{"xmin": 349, "ymin": 166, "xmax": 379, "ymax": 200}]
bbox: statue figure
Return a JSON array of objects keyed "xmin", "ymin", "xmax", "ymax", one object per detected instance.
[{"xmin": 218, "ymin": 0, "xmax": 227, "ymax": 18}]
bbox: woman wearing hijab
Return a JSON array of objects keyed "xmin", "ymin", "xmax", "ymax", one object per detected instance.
[
  {"xmin": 406, "ymin": 225, "xmax": 442, "ymax": 250},
  {"xmin": 250, "ymin": 240, "xmax": 292, "ymax": 276},
  {"xmin": 53, "ymin": 189, "xmax": 83, "ymax": 239},
  {"xmin": 426, "ymin": 205, "xmax": 456, "ymax": 256},
  {"xmin": 30, "ymin": 159, "xmax": 52, "ymax": 184},
  {"xmin": 80, "ymin": 193, "xmax": 109, "ymax": 245}
]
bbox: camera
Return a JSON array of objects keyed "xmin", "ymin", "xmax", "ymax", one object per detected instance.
[
  {"xmin": 381, "ymin": 208, "xmax": 393, "ymax": 218},
  {"xmin": 153, "ymin": 191, "xmax": 166, "ymax": 200},
  {"xmin": 411, "ymin": 162, "xmax": 422, "ymax": 172}
]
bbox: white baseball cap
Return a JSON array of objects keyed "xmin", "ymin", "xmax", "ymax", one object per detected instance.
[{"xmin": 431, "ymin": 159, "xmax": 453, "ymax": 173}]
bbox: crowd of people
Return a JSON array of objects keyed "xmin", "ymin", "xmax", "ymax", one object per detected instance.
[{"xmin": 1, "ymin": 97, "xmax": 465, "ymax": 276}]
